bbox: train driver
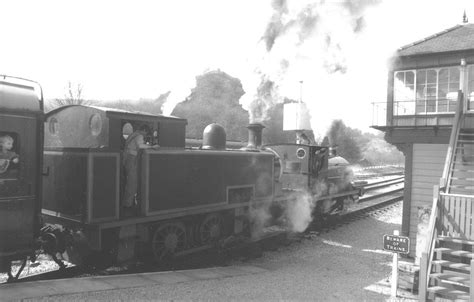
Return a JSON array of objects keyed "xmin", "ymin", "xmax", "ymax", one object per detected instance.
[{"xmin": 122, "ymin": 124, "xmax": 159, "ymax": 217}]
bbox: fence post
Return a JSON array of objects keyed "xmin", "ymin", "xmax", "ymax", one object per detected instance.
[{"xmin": 419, "ymin": 252, "xmax": 428, "ymax": 301}]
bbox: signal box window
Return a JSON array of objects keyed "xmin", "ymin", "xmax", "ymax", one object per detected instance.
[
  {"xmin": 394, "ymin": 70, "xmax": 415, "ymax": 115},
  {"xmin": 468, "ymin": 65, "xmax": 474, "ymax": 111}
]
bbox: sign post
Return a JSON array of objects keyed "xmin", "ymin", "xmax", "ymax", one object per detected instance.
[{"xmin": 383, "ymin": 230, "xmax": 410, "ymax": 298}]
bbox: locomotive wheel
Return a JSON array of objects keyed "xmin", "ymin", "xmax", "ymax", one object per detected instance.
[
  {"xmin": 199, "ymin": 214, "xmax": 224, "ymax": 244},
  {"xmin": 151, "ymin": 223, "xmax": 186, "ymax": 262}
]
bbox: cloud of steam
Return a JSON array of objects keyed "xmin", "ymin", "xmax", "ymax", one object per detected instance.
[
  {"xmin": 249, "ymin": 190, "xmax": 315, "ymax": 238},
  {"xmin": 284, "ymin": 191, "xmax": 315, "ymax": 232},
  {"xmin": 249, "ymin": 191, "xmax": 316, "ymax": 237},
  {"xmin": 158, "ymin": 0, "xmax": 468, "ymax": 132},
  {"xmin": 249, "ymin": 200, "xmax": 274, "ymax": 239},
  {"xmin": 239, "ymin": 0, "xmax": 383, "ymax": 128},
  {"xmin": 161, "ymin": 76, "xmax": 196, "ymax": 116}
]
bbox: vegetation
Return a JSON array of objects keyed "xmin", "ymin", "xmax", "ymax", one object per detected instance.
[
  {"xmin": 46, "ymin": 71, "xmax": 403, "ymax": 166},
  {"xmin": 46, "ymin": 81, "xmax": 94, "ymax": 111},
  {"xmin": 103, "ymin": 92, "xmax": 169, "ymax": 116},
  {"xmin": 326, "ymin": 119, "xmax": 404, "ymax": 166},
  {"xmin": 172, "ymin": 70, "xmax": 248, "ymax": 141}
]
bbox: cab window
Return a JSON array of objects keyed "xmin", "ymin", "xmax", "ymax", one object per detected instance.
[
  {"xmin": 0, "ymin": 132, "xmax": 22, "ymax": 198},
  {"xmin": 0, "ymin": 132, "xmax": 20, "ymax": 179}
]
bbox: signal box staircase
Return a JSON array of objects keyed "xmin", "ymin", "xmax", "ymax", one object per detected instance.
[{"xmin": 419, "ymin": 93, "xmax": 474, "ymax": 301}]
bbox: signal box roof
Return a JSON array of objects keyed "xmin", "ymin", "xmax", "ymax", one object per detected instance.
[{"xmin": 397, "ymin": 23, "xmax": 474, "ymax": 57}]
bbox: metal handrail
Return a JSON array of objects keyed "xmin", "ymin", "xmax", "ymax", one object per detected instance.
[{"xmin": 371, "ymin": 96, "xmax": 474, "ymax": 127}]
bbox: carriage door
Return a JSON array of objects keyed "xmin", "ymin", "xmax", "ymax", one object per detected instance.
[{"xmin": 0, "ymin": 114, "xmax": 40, "ymax": 257}]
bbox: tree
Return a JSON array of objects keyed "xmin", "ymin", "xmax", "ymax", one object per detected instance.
[
  {"xmin": 104, "ymin": 92, "xmax": 170, "ymax": 115},
  {"xmin": 326, "ymin": 119, "xmax": 362, "ymax": 163},
  {"xmin": 325, "ymin": 119, "xmax": 404, "ymax": 165},
  {"xmin": 360, "ymin": 132, "xmax": 405, "ymax": 166},
  {"xmin": 49, "ymin": 81, "xmax": 93, "ymax": 110},
  {"xmin": 172, "ymin": 70, "xmax": 248, "ymax": 141}
]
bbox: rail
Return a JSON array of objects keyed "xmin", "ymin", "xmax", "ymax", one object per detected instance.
[{"xmin": 419, "ymin": 91, "xmax": 466, "ymax": 300}]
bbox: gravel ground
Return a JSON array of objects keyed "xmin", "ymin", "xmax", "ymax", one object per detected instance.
[{"xmin": 28, "ymin": 201, "xmax": 417, "ymax": 301}]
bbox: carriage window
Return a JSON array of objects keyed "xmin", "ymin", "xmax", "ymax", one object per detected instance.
[{"xmin": 0, "ymin": 132, "xmax": 20, "ymax": 180}]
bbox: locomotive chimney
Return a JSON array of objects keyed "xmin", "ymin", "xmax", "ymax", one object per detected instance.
[{"xmin": 246, "ymin": 123, "xmax": 265, "ymax": 150}]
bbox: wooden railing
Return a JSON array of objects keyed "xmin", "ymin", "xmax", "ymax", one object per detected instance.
[
  {"xmin": 419, "ymin": 186, "xmax": 441, "ymax": 301},
  {"xmin": 438, "ymin": 193, "xmax": 474, "ymax": 238},
  {"xmin": 418, "ymin": 91, "xmax": 467, "ymax": 300}
]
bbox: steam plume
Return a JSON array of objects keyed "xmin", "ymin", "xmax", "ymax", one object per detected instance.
[{"xmin": 241, "ymin": 0, "xmax": 383, "ymax": 131}]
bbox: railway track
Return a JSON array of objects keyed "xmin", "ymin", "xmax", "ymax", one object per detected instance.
[
  {"xmin": 310, "ymin": 175, "xmax": 404, "ymax": 233},
  {"xmin": 1, "ymin": 175, "xmax": 405, "ymax": 284},
  {"xmin": 358, "ymin": 176, "xmax": 404, "ymax": 203},
  {"xmin": 361, "ymin": 175, "xmax": 404, "ymax": 191}
]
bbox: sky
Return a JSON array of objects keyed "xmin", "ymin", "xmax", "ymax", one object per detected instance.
[{"xmin": 1, "ymin": 0, "xmax": 473, "ymax": 137}]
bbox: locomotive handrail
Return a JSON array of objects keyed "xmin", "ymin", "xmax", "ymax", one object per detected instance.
[{"xmin": 44, "ymin": 147, "xmax": 120, "ymax": 152}]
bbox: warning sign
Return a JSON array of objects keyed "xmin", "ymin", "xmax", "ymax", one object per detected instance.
[{"xmin": 383, "ymin": 234, "xmax": 410, "ymax": 254}]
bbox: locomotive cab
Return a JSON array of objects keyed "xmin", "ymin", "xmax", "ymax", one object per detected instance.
[
  {"xmin": 42, "ymin": 105, "xmax": 188, "ymax": 224},
  {"xmin": 264, "ymin": 143, "xmax": 329, "ymax": 196},
  {"xmin": 0, "ymin": 76, "xmax": 43, "ymax": 275}
]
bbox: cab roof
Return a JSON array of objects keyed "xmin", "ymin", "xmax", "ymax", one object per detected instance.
[
  {"xmin": 46, "ymin": 104, "xmax": 187, "ymax": 124},
  {"xmin": 0, "ymin": 76, "xmax": 42, "ymax": 114}
]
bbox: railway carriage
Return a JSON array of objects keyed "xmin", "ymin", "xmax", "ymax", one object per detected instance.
[{"xmin": 0, "ymin": 76, "xmax": 43, "ymax": 278}]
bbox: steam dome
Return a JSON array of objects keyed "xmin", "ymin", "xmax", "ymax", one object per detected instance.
[{"xmin": 202, "ymin": 123, "xmax": 226, "ymax": 150}]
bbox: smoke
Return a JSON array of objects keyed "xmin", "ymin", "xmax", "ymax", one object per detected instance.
[
  {"xmin": 247, "ymin": 77, "xmax": 281, "ymax": 123},
  {"xmin": 157, "ymin": 0, "xmax": 464, "ymax": 132},
  {"xmin": 240, "ymin": 0, "xmax": 383, "ymax": 127},
  {"xmin": 262, "ymin": 0, "xmax": 290, "ymax": 51},
  {"xmin": 160, "ymin": 76, "xmax": 196, "ymax": 116}
]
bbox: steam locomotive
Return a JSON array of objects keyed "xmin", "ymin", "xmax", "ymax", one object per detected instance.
[{"xmin": 0, "ymin": 76, "xmax": 362, "ymax": 281}]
